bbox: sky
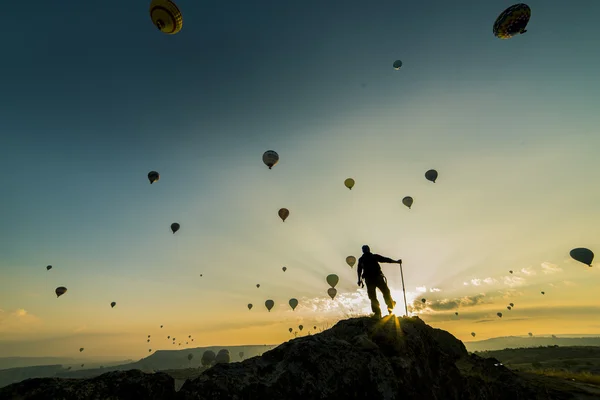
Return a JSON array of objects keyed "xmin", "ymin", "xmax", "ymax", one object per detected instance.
[{"xmin": 1, "ymin": 0, "xmax": 600, "ymax": 360}]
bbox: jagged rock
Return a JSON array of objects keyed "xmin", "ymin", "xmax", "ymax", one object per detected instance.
[
  {"xmin": 0, "ymin": 317, "xmax": 585, "ymax": 400},
  {"xmin": 177, "ymin": 316, "xmax": 576, "ymax": 400},
  {"xmin": 0, "ymin": 369, "xmax": 175, "ymax": 400}
]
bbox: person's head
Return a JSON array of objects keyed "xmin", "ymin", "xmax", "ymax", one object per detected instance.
[{"xmin": 362, "ymin": 245, "xmax": 370, "ymax": 254}]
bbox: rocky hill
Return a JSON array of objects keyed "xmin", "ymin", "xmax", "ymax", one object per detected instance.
[{"xmin": 1, "ymin": 315, "xmax": 596, "ymax": 400}]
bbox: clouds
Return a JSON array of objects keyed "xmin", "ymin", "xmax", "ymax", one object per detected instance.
[
  {"xmin": 520, "ymin": 267, "xmax": 536, "ymax": 276},
  {"xmin": 0, "ymin": 309, "xmax": 42, "ymax": 335},
  {"xmin": 409, "ymin": 294, "xmax": 487, "ymax": 312},
  {"xmin": 541, "ymin": 262, "xmax": 562, "ymax": 274}
]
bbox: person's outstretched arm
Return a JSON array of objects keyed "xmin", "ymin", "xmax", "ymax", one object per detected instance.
[{"xmin": 374, "ymin": 254, "xmax": 401, "ymax": 264}]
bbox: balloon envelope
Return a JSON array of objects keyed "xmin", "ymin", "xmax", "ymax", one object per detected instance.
[
  {"xmin": 110, "ymin": 302, "xmax": 116, "ymax": 308},
  {"xmin": 493, "ymin": 3, "xmax": 531, "ymax": 39},
  {"xmin": 402, "ymin": 196, "xmax": 414, "ymax": 209},
  {"xmin": 393, "ymin": 60, "xmax": 403, "ymax": 70},
  {"xmin": 148, "ymin": 171, "xmax": 160, "ymax": 184},
  {"xmin": 344, "ymin": 178, "xmax": 355, "ymax": 190},
  {"xmin": 425, "ymin": 169, "xmax": 438, "ymax": 183},
  {"xmin": 570, "ymin": 248, "xmax": 594, "ymax": 266},
  {"xmin": 263, "ymin": 150, "xmax": 279, "ymax": 169},
  {"xmin": 471, "ymin": 332, "xmax": 476, "ymax": 337},
  {"xmin": 149, "ymin": 0, "xmax": 183, "ymax": 35},
  {"xmin": 326, "ymin": 274, "xmax": 339, "ymax": 288},
  {"xmin": 171, "ymin": 223, "xmax": 180, "ymax": 233},
  {"xmin": 278, "ymin": 208, "xmax": 289, "ymax": 222},
  {"xmin": 289, "ymin": 298, "xmax": 298, "ymax": 310},
  {"xmin": 282, "ymin": 266, "xmax": 287, "ymax": 272},
  {"xmin": 247, "ymin": 303, "xmax": 253, "ymax": 310},
  {"xmin": 55, "ymin": 287, "xmax": 67, "ymax": 297},
  {"xmin": 497, "ymin": 312, "xmax": 503, "ymax": 318},
  {"xmin": 327, "ymin": 288, "xmax": 337, "ymax": 300},
  {"xmin": 265, "ymin": 299, "xmax": 274, "ymax": 311},
  {"xmin": 346, "ymin": 256, "xmax": 356, "ymax": 268},
  {"xmin": 46, "ymin": 265, "xmax": 52, "ymax": 271}
]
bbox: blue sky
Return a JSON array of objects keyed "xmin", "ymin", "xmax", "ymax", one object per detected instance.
[{"xmin": 1, "ymin": 0, "xmax": 599, "ymax": 358}]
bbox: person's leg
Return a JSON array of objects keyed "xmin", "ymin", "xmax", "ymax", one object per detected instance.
[
  {"xmin": 377, "ymin": 276, "xmax": 396, "ymax": 314},
  {"xmin": 366, "ymin": 280, "xmax": 382, "ymax": 317}
]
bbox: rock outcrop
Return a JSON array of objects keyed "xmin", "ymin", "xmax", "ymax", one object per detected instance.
[
  {"xmin": 0, "ymin": 369, "xmax": 175, "ymax": 400},
  {"xmin": 0, "ymin": 316, "xmax": 585, "ymax": 400}
]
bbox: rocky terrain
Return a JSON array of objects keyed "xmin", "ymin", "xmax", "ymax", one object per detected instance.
[{"xmin": 1, "ymin": 315, "xmax": 598, "ymax": 400}]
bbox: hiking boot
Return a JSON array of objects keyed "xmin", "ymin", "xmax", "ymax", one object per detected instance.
[{"xmin": 387, "ymin": 301, "xmax": 397, "ymax": 315}]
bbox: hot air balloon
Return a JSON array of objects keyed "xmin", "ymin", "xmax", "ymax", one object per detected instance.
[
  {"xmin": 402, "ymin": 196, "xmax": 414, "ymax": 209},
  {"xmin": 55, "ymin": 287, "xmax": 67, "ymax": 298},
  {"xmin": 149, "ymin": 0, "xmax": 183, "ymax": 35},
  {"xmin": 455, "ymin": 312, "xmax": 458, "ymax": 316},
  {"xmin": 188, "ymin": 353, "xmax": 193, "ymax": 361},
  {"xmin": 528, "ymin": 332, "xmax": 533, "ymax": 337},
  {"xmin": 256, "ymin": 284, "xmax": 260, "ymax": 288},
  {"xmin": 346, "ymin": 256, "xmax": 356, "ymax": 268},
  {"xmin": 509, "ymin": 270, "xmax": 513, "ymax": 274},
  {"xmin": 289, "ymin": 298, "xmax": 298, "ymax": 310},
  {"xmin": 265, "ymin": 299, "xmax": 274, "ymax": 312},
  {"xmin": 168, "ymin": 336, "xmax": 170, "ymax": 339},
  {"xmin": 393, "ymin": 60, "xmax": 403, "ymax": 70},
  {"xmin": 148, "ymin": 335, "xmax": 151, "ymax": 338},
  {"xmin": 313, "ymin": 326, "xmax": 317, "ymax": 330},
  {"xmin": 326, "ymin": 274, "xmax": 339, "ymax": 288},
  {"xmin": 344, "ymin": 178, "xmax": 355, "ymax": 190},
  {"xmin": 421, "ymin": 298, "xmax": 426, "ymax": 304},
  {"xmin": 247, "ymin": 303, "xmax": 253, "ymax": 310},
  {"xmin": 493, "ymin": 3, "xmax": 531, "ymax": 40},
  {"xmin": 497, "ymin": 312, "xmax": 503, "ymax": 318},
  {"xmin": 263, "ymin": 150, "xmax": 279, "ymax": 169},
  {"xmin": 110, "ymin": 302, "xmax": 116, "ymax": 308},
  {"xmin": 170, "ymin": 223, "xmax": 180, "ymax": 233},
  {"xmin": 81, "ymin": 364, "xmax": 84, "ymax": 367},
  {"xmin": 239, "ymin": 351, "xmax": 244, "ymax": 359},
  {"xmin": 471, "ymin": 332, "xmax": 476, "ymax": 337},
  {"xmin": 278, "ymin": 208, "xmax": 289, "ymax": 222},
  {"xmin": 509, "ymin": 303, "xmax": 514, "ymax": 307},
  {"xmin": 288, "ymin": 327, "xmax": 293, "ymax": 333},
  {"xmin": 507, "ymin": 306, "xmax": 512, "ymax": 310},
  {"xmin": 298, "ymin": 325, "xmax": 303, "ymax": 331},
  {"xmin": 147, "ymin": 339, "xmax": 150, "ymax": 342},
  {"xmin": 201, "ymin": 350, "xmax": 216, "ymax": 366},
  {"xmin": 149, "ymin": 349, "xmax": 152, "ymax": 352},
  {"xmin": 147, "ymin": 171, "xmax": 160, "ymax": 184},
  {"xmin": 215, "ymin": 349, "xmax": 230, "ymax": 364},
  {"xmin": 79, "ymin": 348, "xmax": 84, "ymax": 352},
  {"xmin": 570, "ymin": 248, "xmax": 594, "ymax": 267},
  {"xmin": 541, "ymin": 291, "xmax": 545, "ymax": 295},
  {"xmin": 160, "ymin": 325, "xmax": 163, "ymax": 328},
  {"xmin": 46, "ymin": 265, "xmax": 52, "ymax": 271},
  {"xmin": 327, "ymin": 288, "xmax": 337, "ymax": 300},
  {"xmin": 282, "ymin": 266, "xmax": 287, "ymax": 272},
  {"xmin": 425, "ymin": 169, "xmax": 438, "ymax": 183}
]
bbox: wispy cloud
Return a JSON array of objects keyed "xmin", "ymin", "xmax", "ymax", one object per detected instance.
[
  {"xmin": 409, "ymin": 294, "xmax": 487, "ymax": 312},
  {"xmin": 502, "ymin": 276, "xmax": 526, "ymax": 287},
  {"xmin": 416, "ymin": 286, "xmax": 427, "ymax": 293},
  {"xmin": 0, "ymin": 309, "xmax": 43, "ymax": 335},
  {"xmin": 541, "ymin": 262, "xmax": 562, "ymax": 275},
  {"xmin": 430, "ymin": 288, "xmax": 441, "ymax": 293},
  {"xmin": 520, "ymin": 267, "xmax": 536, "ymax": 276}
]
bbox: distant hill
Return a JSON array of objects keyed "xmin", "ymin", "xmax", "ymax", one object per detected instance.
[
  {"xmin": 0, "ymin": 345, "xmax": 275, "ymax": 388},
  {"xmin": 464, "ymin": 336, "xmax": 600, "ymax": 352},
  {"xmin": 0, "ymin": 357, "xmax": 133, "ymax": 370}
]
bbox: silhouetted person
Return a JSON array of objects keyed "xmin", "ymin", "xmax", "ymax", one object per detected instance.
[{"xmin": 357, "ymin": 245, "xmax": 401, "ymax": 318}]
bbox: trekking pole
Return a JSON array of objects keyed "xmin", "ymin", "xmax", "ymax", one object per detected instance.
[{"xmin": 399, "ymin": 261, "xmax": 408, "ymax": 317}]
